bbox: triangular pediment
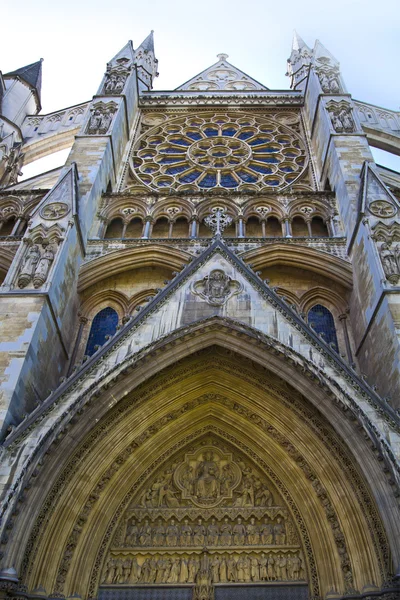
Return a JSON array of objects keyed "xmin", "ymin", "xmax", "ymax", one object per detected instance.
[{"xmin": 176, "ymin": 54, "xmax": 269, "ymax": 92}]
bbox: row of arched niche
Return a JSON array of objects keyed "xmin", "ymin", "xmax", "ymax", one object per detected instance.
[{"xmin": 103, "ymin": 215, "xmax": 330, "ymax": 240}]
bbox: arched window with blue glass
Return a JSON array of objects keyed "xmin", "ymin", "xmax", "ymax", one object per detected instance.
[
  {"xmin": 85, "ymin": 307, "xmax": 119, "ymax": 356},
  {"xmin": 308, "ymin": 304, "xmax": 338, "ymax": 352}
]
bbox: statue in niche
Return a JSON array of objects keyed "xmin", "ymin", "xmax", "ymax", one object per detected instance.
[
  {"xmin": 193, "ymin": 517, "xmax": 207, "ymax": 546},
  {"xmin": 139, "ymin": 519, "xmax": 152, "ymax": 545},
  {"xmin": 328, "ymin": 105, "xmax": 355, "ymax": 133},
  {"xmin": 86, "ymin": 104, "xmax": 116, "ymax": 135},
  {"xmin": 195, "ymin": 451, "xmax": 220, "ymax": 500},
  {"xmin": 128, "ymin": 557, "xmax": 141, "ymax": 583},
  {"xmin": 153, "ymin": 518, "xmax": 165, "ymax": 546},
  {"xmin": 179, "ymin": 557, "xmax": 189, "ymax": 583},
  {"xmin": 211, "ymin": 555, "xmax": 220, "ymax": 583},
  {"xmin": 220, "ymin": 463, "xmax": 235, "ymax": 494},
  {"xmin": 148, "ymin": 556, "xmax": 157, "ymax": 583},
  {"xmin": 277, "ymin": 554, "xmax": 288, "ymax": 580},
  {"xmin": 125, "ymin": 518, "xmax": 139, "ymax": 546},
  {"xmin": 219, "ymin": 517, "xmax": 232, "ymax": 545},
  {"xmin": 33, "ymin": 245, "xmax": 54, "ymax": 288},
  {"xmin": 18, "ymin": 244, "xmax": 41, "ymax": 288},
  {"xmin": 166, "ymin": 518, "xmax": 179, "ymax": 546},
  {"xmin": 139, "ymin": 557, "xmax": 151, "ymax": 582},
  {"xmin": 113, "ymin": 559, "xmax": 124, "ymax": 583},
  {"xmin": 167, "ymin": 558, "xmax": 181, "ymax": 583},
  {"xmin": 227, "ymin": 555, "xmax": 237, "ymax": 582},
  {"xmin": 233, "ymin": 517, "xmax": 246, "ymax": 545},
  {"xmin": 251, "ymin": 556, "xmax": 260, "ymax": 581},
  {"xmin": 207, "ymin": 518, "xmax": 219, "ymax": 545},
  {"xmin": 235, "ymin": 475, "xmax": 254, "ymax": 507},
  {"xmin": 274, "ymin": 517, "xmax": 286, "ymax": 545},
  {"xmin": 380, "ymin": 243, "xmax": 400, "ymax": 283},
  {"xmin": 267, "ymin": 554, "xmax": 275, "ymax": 581},
  {"xmin": 260, "ymin": 518, "xmax": 274, "ymax": 544},
  {"xmin": 181, "ymin": 464, "xmax": 194, "ymax": 495},
  {"xmin": 219, "ymin": 556, "xmax": 227, "ymax": 582},
  {"xmin": 236, "ymin": 556, "xmax": 246, "ymax": 582},
  {"xmin": 122, "ymin": 558, "xmax": 132, "ymax": 582},
  {"xmin": 180, "ymin": 518, "xmax": 193, "ymax": 545},
  {"xmin": 188, "ymin": 556, "xmax": 200, "ymax": 583},
  {"xmin": 259, "ymin": 554, "xmax": 268, "ymax": 580},
  {"xmin": 103, "ymin": 557, "xmax": 117, "ymax": 584},
  {"xmin": 247, "ymin": 517, "xmax": 260, "ymax": 545}
]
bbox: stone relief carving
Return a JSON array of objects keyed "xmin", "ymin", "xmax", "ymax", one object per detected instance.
[
  {"xmin": 191, "ymin": 269, "xmax": 243, "ymax": 307},
  {"xmin": 17, "ymin": 243, "xmax": 55, "ymax": 289},
  {"xmin": 0, "ymin": 143, "xmax": 24, "ymax": 188},
  {"xmin": 326, "ymin": 102, "xmax": 355, "ymax": 133},
  {"xmin": 368, "ymin": 200, "xmax": 397, "ymax": 218},
  {"xmin": 103, "ymin": 58, "xmax": 132, "ymax": 95},
  {"xmin": 86, "ymin": 102, "xmax": 118, "ymax": 135},
  {"xmin": 379, "ymin": 243, "xmax": 400, "ymax": 284},
  {"xmin": 315, "ymin": 58, "xmax": 341, "ymax": 94},
  {"xmin": 40, "ymin": 202, "xmax": 70, "ymax": 220}
]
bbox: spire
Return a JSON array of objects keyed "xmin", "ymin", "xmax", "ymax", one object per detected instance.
[
  {"xmin": 138, "ymin": 30, "xmax": 154, "ymax": 53},
  {"xmin": 108, "ymin": 40, "xmax": 135, "ymax": 66},
  {"xmin": 313, "ymin": 39, "xmax": 339, "ymax": 67},
  {"xmin": 292, "ymin": 31, "xmax": 311, "ymax": 52},
  {"xmin": 5, "ymin": 59, "xmax": 43, "ymax": 101}
]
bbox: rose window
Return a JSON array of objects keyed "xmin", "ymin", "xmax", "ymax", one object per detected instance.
[{"xmin": 130, "ymin": 113, "xmax": 307, "ymax": 191}]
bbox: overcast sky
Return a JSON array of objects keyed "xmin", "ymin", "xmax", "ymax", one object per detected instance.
[{"xmin": 2, "ymin": 0, "xmax": 400, "ymax": 175}]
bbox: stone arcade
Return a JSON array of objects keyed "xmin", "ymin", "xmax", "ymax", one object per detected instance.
[{"xmin": 0, "ymin": 31, "xmax": 400, "ymax": 600}]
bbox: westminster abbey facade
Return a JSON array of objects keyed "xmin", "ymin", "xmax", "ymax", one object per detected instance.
[{"xmin": 0, "ymin": 31, "xmax": 399, "ymax": 600}]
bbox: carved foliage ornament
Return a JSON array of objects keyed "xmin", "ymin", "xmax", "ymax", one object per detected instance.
[
  {"xmin": 192, "ymin": 269, "xmax": 243, "ymax": 307},
  {"xmin": 368, "ymin": 200, "xmax": 397, "ymax": 218}
]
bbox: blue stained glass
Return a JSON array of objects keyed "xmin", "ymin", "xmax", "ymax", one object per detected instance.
[
  {"xmin": 284, "ymin": 152, "xmax": 297, "ymax": 157},
  {"xmin": 165, "ymin": 165, "xmax": 188, "ymax": 175},
  {"xmin": 257, "ymin": 156, "xmax": 279, "ymax": 163},
  {"xmin": 308, "ymin": 304, "xmax": 338, "ymax": 351},
  {"xmin": 249, "ymin": 138, "xmax": 271, "ymax": 146},
  {"xmin": 222, "ymin": 128, "xmax": 237, "ymax": 136},
  {"xmin": 253, "ymin": 146, "xmax": 279, "ymax": 153},
  {"xmin": 198, "ymin": 173, "xmax": 217, "ymax": 188},
  {"xmin": 237, "ymin": 131, "xmax": 254, "ymax": 140},
  {"xmin": 186, "ymin": 131, "xmax": 202, "ymax": 140},
  {"xmin": 266, "ymin": 179, "xmax": 280, "ymax": 186},
  {"xmin": 158, "ymin": 157, "xmax": 182, "ymax": 164},
  {"xmin": 157, "ymin": 179, "xmax": 171, "ymax": 186},
  {"xmin": 249, "ymin": 163, "xmax": 272, "ymax": 174},
  {"xmin": 203, "ymin": 128, "xmax": 218, "ymax": 137},
  {"xmin": 170, "ymin": 138, "xmax": 190, "ymax": 146},
  {"xmin": 281, "ymin": 166, "xmax": 294, "ymax": 172},
  {"xmin": 237, "ymin": 171, "xmax": 258, "ymax": 183},
  {"xmin": 160, "ymin": 148, "xmax": 185, "ymax": 154},
  {"xmin": 178, "ymin": 170, "xmax": 201, "ymax": 183},
  {"xmin": 220, "ymin": 173, "xmax": 238, "ymax": 188},
  {"xmin": 85, "ymin": 308, "xmax": 118, "ymax": 357},
  {"xmin": 213, "ymin": 151, "xmax": 226, "ymax": 157}
]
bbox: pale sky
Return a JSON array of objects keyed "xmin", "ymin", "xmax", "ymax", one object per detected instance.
[{"xmin": 2, "ymin": 0, "xmax": 400, "ymax": 176}]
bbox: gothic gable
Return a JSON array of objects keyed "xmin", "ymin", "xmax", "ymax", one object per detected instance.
[{"xmin": 176, "ymin": 54, "xmax": 269, "ymax": 92}]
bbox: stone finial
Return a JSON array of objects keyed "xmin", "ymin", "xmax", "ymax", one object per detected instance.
[{"xmin": 217, "ymin": 53, "xmax": 229, "ymax": 61}]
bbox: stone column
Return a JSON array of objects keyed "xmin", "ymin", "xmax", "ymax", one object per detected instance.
[{"xmin": 67, "ymin": 315, "xmax": 89, "ymax": 376}]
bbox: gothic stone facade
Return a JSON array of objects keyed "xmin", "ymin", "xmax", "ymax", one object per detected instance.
[{"xmin": 0, "ymin": 32, "xmax": 399, "ymax": 600}]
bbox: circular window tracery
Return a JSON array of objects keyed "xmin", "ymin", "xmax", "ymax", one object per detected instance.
[{"xmin": 130, "ymin": 113, "xmax": 308, "ymax": 192}]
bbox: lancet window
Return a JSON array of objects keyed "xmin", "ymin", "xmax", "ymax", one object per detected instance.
[
  {"xmin": 85, "ymin": 307, "xmax": 119, "ymax": 356},
  {"xmin": 307, "ymin": 304, "xmax": 338, "ymax": 351}
]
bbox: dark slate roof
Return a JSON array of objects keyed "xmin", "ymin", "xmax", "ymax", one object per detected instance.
[{"xmin": 5, "ymin": 59, "xmax": 43, "ymax": 100}]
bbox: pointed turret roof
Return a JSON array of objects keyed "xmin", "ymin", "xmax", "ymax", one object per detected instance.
[
  {"xmin": 292, "ymin": 30, "xmax": 311, "ymax": 52},
  {"xmin": 138, "ymin": 30, "xmax": 155, "ymax": 53},
  {"xmin": 176, "ymin": 53, "xmax": 269, "ymax": 92},
  {"xmin": 5, "ymin": 59, "xmax": 43, "ymax": 99}
]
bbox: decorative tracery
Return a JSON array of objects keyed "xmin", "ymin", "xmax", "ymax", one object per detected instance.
[{"xmin": 129, "ymin": 114, "xmax": 308, "ymax": 192}]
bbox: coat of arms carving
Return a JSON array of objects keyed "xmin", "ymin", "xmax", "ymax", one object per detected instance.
[{"xmin": 192, "ymin": 269, "xmax": 243, "ymax": 307}]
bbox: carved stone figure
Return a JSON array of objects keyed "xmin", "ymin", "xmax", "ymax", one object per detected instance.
[
  {"xmin": 179, "ymin": 557, "xmax": 189, "ymax": 583},
  {"xmin": 219, "ymin": 556, "xmax": 227, "ymax": 582},
  {"xmin": 167, "ymin": 558, "xmax": 180, "ymax": 583},
  {"xmin": 86, "ymin": 104, "xmax": 116, "ymax": 135},
  {"xmin": 250, "ymin": 556, "xmax": 260, "ymax": 581},
  {"xmin": 139, "ymin": 519, "xmax": 152, "ymax": 545},
  {"xmin": 277, "ymin": 554, "xmax": 288, "ymax": 580},
  {"xmin": 235, "ymin": 476, "xmax": 254, "ymax": 507},
  {"xmin": 180, "ymin": 519, "xmax": 193, "ymax": 546},
  {"xmin": 233, "ymin": 517, "xmax": 246, "ymax": 545},
  {"xmin": 274, "ymin": 517, "xmax": 286, "ymax": 545},
  {"xmin": 236, "ymin": 555, "xmax": 246, "ymax": 582},
  {"xmin": 33, "ymin": 246, "xmax": 54, "ymax": 288},
  {"xmin": 267, "ymin": 555, "xmax": 275, "ymax": 580},
  {"xmin": 254, "ymin": 481, "xmax": 273, "ymax": 506},
  {"xmin": 103, "ymin": 557, "xmax": 116, "ymax": 584},
  {"xmin": 128, "ymin": 557, "xmax": 141, "ymax": 583},
  {"xmin": 195, "ymin": 451, "xmax": 220, "ymax": 499},
  {"xmin": 219, "ymin": 518, "xmax": 232, "ymax": 545},
  {"xmin": 207, "ymin": 518, "xmax": 219, "ymax": 546},
  {"xmin": 139, "ymin": 557, "xmax": 151, "ymax": 582},
  {"xmin": 188, "ymin": 556, "xmax": 200, "ymax": 582},
  {"xmin": 153, "ymin": 519, "xmax": 165, "ymax": 546},
  {"xmin": 125, "ymin": 518, "xmax": 139, "ymax": 546},
  {"xmin": 291, "ymin": 554, "xmax": 302, "ymax": 580},
  {"xmin": 18, "ymin": 244, "xmax": 41, "ymax": 288},
  {"xmin": 246, "ymin": 517, "xmax": 260, "ymax": 545},
  {"xmin": 148, "ymin": 556, "xmax": 157, "ymax": 583},
  {"xmin": 211, "ymin": 556, "xmax": 220, "ymax": 582},
  {"xmin": 193, "ymin": 518, "xmax": 207, "ymax": 546},
  {"xmin": 260, "ymin": 518, "xmax": 274, "ymax": 544},
  {"xmin": 227, "ymin": 555, "xmax": 237, "ymax": 582},
  {"xmin": 114, "ymin": 558, "xmax": 124, "ymax": 583},
  {"xmin": 328, "ymin": 105, "xmax": 355, "ymax": 133},
  {"xmin": 380, "ymin": 243, "xmax": 400, "ymax": 283},
  {"xmin": 259, "ymin": 553, "xmax": 268, "ymax": 580},
  {"xmin": 166, "ymin": 519, "xmax": 179, "ymax": 546}
]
